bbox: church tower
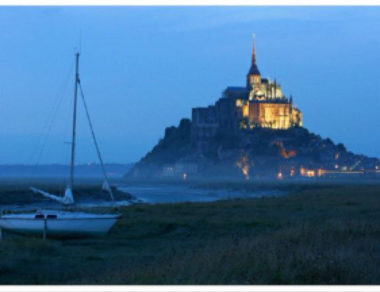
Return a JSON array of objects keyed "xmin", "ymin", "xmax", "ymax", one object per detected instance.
[{"xmin": 246, "ymin": 35, "xmax": 261, "ymax": 89}]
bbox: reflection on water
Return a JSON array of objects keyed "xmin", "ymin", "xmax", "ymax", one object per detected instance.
[{"xmin": 118, "ymin": 184, "xmax": 285, "ymax": 204}]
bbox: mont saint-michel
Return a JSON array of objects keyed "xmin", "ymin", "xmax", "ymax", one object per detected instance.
[
  {"xmin": 3, "ymin": 7, "xmax": 380, "ymax": 286},
  {"xmin": 129, "ymin": 38, "xmax": 379, "ymax": 180}
]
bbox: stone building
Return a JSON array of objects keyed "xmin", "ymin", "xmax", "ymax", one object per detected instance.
[{"xmin": 192, "ymin": 37, "xmax": 302, "ymax": 148}]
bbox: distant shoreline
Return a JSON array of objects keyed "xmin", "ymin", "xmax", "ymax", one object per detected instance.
[{"xmin": 0, "ymin": 163, "xmax": 134, "ymax": 179}]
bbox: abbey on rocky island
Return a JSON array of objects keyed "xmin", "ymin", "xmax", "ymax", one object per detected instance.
[{"xmin": 191, "ymin": 37, "xmax": 302, "ymax": 149}]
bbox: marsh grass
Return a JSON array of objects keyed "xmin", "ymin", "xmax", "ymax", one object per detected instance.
[{"xmin": 0, "ymin": 182, "xmax": 379, "ymax": 284}]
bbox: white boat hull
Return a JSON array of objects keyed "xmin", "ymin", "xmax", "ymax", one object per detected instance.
[{"xmin": 0, "ymin": 211, "xmax": 121, "ymax": 238}]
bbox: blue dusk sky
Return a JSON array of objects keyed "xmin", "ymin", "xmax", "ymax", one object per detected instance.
[{"xmin": 0, "ymin": 6, "xmax": 379, "ymax": 164}]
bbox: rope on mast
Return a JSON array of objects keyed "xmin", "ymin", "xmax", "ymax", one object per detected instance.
[
  {"xmin": 69, "ymin": 53, "xmax": 80, "ymax": 191},
  {"xmin": 78, "ymin": 82, "xmax": 115, "ymax": 201}
]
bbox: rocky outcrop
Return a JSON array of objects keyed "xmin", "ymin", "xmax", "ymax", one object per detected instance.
[{"xmin": 127, "ymin": 120, "xmax": 378, "ymax": 180}]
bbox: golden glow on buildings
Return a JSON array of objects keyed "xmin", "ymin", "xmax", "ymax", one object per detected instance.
[
  {"xmin": 298, "ymin": 167, "xmax": 356, "ymax": 178},
  {"xmin": 300, "ymin": 167, "xmax": 315, "ymax": 177},
  {"xmin": 296, "ymin": 166, "xmax": 379, "ymax": 178},
  {"xmin": 238, "ymin": 99, "xmax": 302, "ymax": 130},
  {"xmin": 299, "ymin": 167, "xmax": 325, "ymax": 177},
  {"xmin": 238, "ymin": 37, "xmax": 302, "ymax": 130}
]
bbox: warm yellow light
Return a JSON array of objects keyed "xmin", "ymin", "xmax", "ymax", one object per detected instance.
[
  {"xmin": 317, "ymin": 169, "xmax": 326, "ymax": 177},
  {"xmin": 305, "ymin": 170, "xmax": 315, "ymax": 177},
  {"xmin": 242, "ymin": 105, "xmax": 249, "ymax": 117},
  {"xmin": 273, "ymin": 141, "xmax": 296, "ymax": 158},
  {"xmin": 300, "ymin": 167, "xmax": 318, "ymax": 177},
  {"xmin": 236, "ymin": 99, "xmax": 242, "ymax": 107},
  {"xmin": 236, "ymin": 156, "xmax": 250, "ymax": 180},
  {"xmin": 242, "ymin": 165, "xmax": 250, "ymax": 180},
  {"xmin": 237, "ymin": 100, "xmax": 302, "ymax": 130}
]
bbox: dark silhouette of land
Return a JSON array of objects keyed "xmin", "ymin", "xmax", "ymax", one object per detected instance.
[{"xmin": 129, "ymin": 119, "xmax": 378, "ymax": 180}]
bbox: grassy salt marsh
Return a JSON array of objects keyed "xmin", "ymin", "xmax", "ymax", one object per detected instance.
[{"xmin": 0, "ymin": 181, "xmax": 379, "ymax": 284}]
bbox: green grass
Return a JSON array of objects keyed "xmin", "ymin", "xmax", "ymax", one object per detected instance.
[{"xmin": 0, "ymin": 182, "xmax": 380, "ymax": 284}]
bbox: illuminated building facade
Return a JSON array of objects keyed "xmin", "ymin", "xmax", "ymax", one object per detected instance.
[{"xmin": 192, "ymin": 37, "xmax": 302, "ymax": 147}]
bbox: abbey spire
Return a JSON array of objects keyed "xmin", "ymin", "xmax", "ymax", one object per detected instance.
[
  {"xmin": 247, "ymin": 34, "xmax": 261, "ymax": 88},
  {"xmin": 250, "ymin": 34, "xmax": 258, "ymax": 66}
]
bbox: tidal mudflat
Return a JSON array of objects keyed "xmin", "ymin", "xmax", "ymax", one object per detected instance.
[{"xmin": 0, "ymin": 181, "xmax": 379, "ymax": 284}]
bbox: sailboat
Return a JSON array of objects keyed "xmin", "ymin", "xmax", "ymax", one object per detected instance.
[{"xmin": 0, "ymin": 53, "xmax": 121, "ymax": 238}]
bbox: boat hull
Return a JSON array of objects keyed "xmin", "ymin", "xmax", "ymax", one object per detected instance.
[{"xmin": 0, "ymin": 212, "xmax": 121, "ymax": 238}]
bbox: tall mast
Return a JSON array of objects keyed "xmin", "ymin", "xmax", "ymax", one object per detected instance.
[{"xmin": 69, "ymin": 52, "xmax": 80, "ymax": 190}]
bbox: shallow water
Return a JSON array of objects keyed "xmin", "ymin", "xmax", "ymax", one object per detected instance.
[
  {"xmin": 0, "ymin": 184, "xmax": 285, "ymax": 211},
  {"xmin": 117, "ymin": 184, "xmax": 285, "ymax": 204}
]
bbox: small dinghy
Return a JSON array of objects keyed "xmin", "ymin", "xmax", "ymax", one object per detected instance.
[{"xmin": 0, "ymin": 52, "xmax": 121, "ymax": 238}]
